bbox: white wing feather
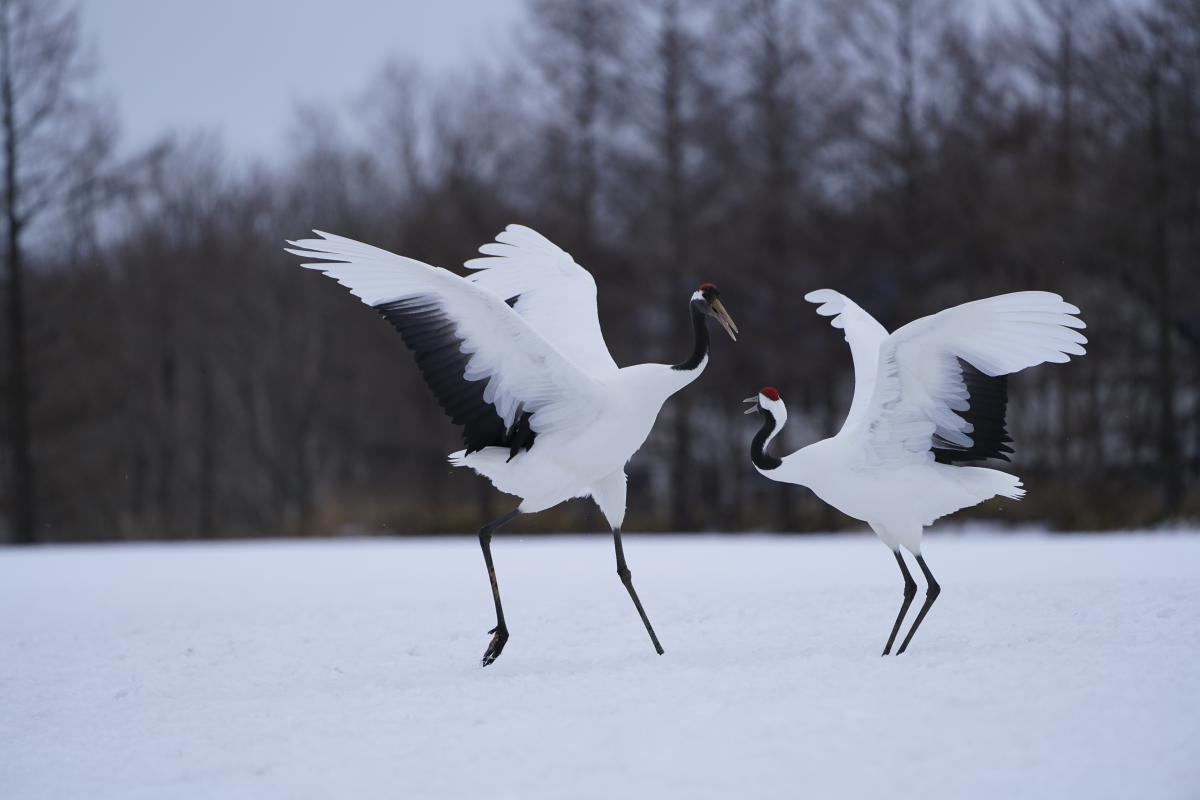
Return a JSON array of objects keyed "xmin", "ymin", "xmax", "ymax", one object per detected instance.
[
  {"xmin": 285, "ymin": 231, "xmax": 604, "ymax": 434},
  {"xmin": 851, "ymin": 291, "xmax": 1087, "ymax": 467},
  {"xmin": 464, "ymin": 225, "xmax": 619, "ymax": 376},
  {"xmin": 804, "ymin": 289, "xmax": 890, "ymax": 431}
]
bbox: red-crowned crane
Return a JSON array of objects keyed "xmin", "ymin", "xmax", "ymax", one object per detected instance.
[
  {"xmin": 745, "ymin": 290, "xmax": 1086, "ymax": 655},
  {"xmin": 286, "ymin": 225, "xmax": 737, "ymax": 666}
]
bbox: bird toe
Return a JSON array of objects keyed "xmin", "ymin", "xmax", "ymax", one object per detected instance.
[{"xmin": 480, "ymin": 628, "xmax": 509, "ymax": 667}]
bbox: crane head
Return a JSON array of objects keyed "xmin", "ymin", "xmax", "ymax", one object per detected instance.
[
  {"xmin": 694, "ymin": 283, "xmax": 739, "ymax": 341},
  {"xmin": 743, "ymin": 386, "xmax": 786, "ymax": 421}
]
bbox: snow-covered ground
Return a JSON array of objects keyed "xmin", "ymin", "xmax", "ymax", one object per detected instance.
[{"xmin": 2, "ymin": 530, "xmax": 1198, "ymax": 799}]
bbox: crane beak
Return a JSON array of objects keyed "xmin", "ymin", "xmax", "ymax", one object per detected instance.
[
  {"xmin": 742, "ymin": 395, "xmax": 760, "ymax": 414},
  {"xmin": 710, "ymin": 298, "xmax": 738, "ymax": 342}
]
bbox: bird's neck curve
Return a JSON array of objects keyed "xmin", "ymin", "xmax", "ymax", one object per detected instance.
[
  {"xmin": 671, "ymin": 301, "xmax": 709, "ymax": 372},
  {"xmin": 751, "ymin": 409, "xmax": 784, "ymax": 472}
]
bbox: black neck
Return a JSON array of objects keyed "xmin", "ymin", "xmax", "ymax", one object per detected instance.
[
  {"xmin": 751, "ymin": 409, "xmax": 782, "ymax": 470},
  {"xmin": 671, "ymin": 300, "xmax": 709, "ymax": 371}
]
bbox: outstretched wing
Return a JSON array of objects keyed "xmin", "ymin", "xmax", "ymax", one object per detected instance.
[
  {"xmin": 464, "ymin": 225, "xmax": 619, "ymax": 376},
  {"xmin": 849, "ymin": 291, "xmax": 1087, "ymax": 467},
  {"xmin": 286, "ymin": 231, "xmax": 604, "ymax": 455},
  {"xmin": 804, "ymin": 289, "xmax": 890, "ymax": 432}
]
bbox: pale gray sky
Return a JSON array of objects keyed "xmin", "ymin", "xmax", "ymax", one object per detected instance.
[
  {"xmin": 80, "ymin": 0, "xmax": 525, "ymax": 159},
  {"xmin": 80, "ymin": 1, "xmax": 1119, "ymax": 163}
]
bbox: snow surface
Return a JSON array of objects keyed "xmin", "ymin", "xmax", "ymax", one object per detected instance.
[{"xmin": 3, "ymin": 531, "xmax": 1199, "ymax": 799}]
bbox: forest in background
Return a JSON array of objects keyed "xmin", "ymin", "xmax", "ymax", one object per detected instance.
[{"xmin": 1, "ymin": 0, "xmax": 1198, "ymax": 543}]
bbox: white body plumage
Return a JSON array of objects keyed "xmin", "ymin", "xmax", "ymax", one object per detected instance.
[
  {"xmin": 763, "ymin": 435, "xmax": 1024, "ymax": 553},
  {"xmin": 452, "ymin": 359, "xmax": 706, "ymax": 525}
]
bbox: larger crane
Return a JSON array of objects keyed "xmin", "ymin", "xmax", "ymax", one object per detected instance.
[{"xmin": 287, "ymin": 225, "xmax": 737, "ymax": 666}]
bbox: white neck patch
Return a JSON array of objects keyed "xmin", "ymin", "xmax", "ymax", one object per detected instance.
[{"xmin": 759, "ymin": 394, "xmax": 787, "ymax": 427}]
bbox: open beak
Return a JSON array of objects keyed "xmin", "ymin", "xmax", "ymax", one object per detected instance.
[
  {"xmin": 743, "ymin": 395, "xmax": 760, "ymax": 415},
  {"xmin": 711, "ymin": 297, "xmax": 739, "ymax": 342}
]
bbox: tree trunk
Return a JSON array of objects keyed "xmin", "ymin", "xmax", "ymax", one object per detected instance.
[
  {"xmin": 574, "ymin": 0, "xmax": 600, "ymax": 255},
  {"xmin": 757, "ymin": 0, "xmax": 798, "ymax": 530},
  {"xmin": 1147, "ymin": 62, "xmax": 1182, "ymax": 514},
  {"xmin": 660, "ymin": 0, "xmax": 695, "ymax": 532},
  {"xmin": 197, "ymin": 361, "xmax": 215, "ymax": 537},
  {"xmin": 898, "ymin": 0, "xmax": 920, "ymax": 277},
  {"xmin": 1, "ymin": 1, "xmax": 34, "ymax": 544}
]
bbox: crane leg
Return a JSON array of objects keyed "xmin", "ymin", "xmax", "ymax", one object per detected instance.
[
  {"xmin": 896, "ymin": 554, "xmax": 941, "ymax": 655},
  {"xmin": 882, "ymin": 549, "xmax": 918, "ymax": 656},
  {"xmin": 478, "ymin": 508, "xmax": 520, "ymax": 667},
  {"xmin": 613, "ymin": 529, "xmax": 664, "ymax": 655}
]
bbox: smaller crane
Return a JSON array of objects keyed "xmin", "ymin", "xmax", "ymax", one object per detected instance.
[{"xmin": 745, "ymin": 290, "xmax": 1086, "ymax": 655}]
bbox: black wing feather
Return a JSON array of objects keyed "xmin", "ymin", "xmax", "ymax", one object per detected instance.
[
  {"xmin": 932, "ymin": 358, "xmax": 1013, "ymax": 464},
  {"xmin": 374, "ymin": 296, "xmax": 537, "ymax": 456}
]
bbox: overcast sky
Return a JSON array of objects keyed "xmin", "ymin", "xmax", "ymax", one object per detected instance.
[
  {"xmin": 80, "ymin": 0, "xmax": 525, "ymax": 160},
  {"xmin": 80, "ymin": 1, "xmax": 1119, "ymax": 164}
]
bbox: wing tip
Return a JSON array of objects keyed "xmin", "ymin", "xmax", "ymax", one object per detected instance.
[
  {"xmin": 803, "ymin": 288, "xmax": 839, "ymax": 303},
  {"xmin": 804, "ymin": 289, "xmax": 847, "ymax": 318},
  {"xmin": 284, "ymin": 243, "xmax": 335, "ymax": 269},
  {"xmin": 467, "ymin": 223, "xmax": 569, "ymax": 268},
  {"xmin": 283, "ymin": 230, "xmax": 336, "ymax": 254}
]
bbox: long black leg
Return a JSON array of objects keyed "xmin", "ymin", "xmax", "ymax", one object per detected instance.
[
  {"xmin": 478, "ymin": 509, "xmax": 520, "ymax": 667},
  {"xmin": 882, "ymin": 550, "xmax": 918, "ymax": 656},
  {"xmin": 613, "ymin": 529, "xmax": 664, "ymax": 655},
  {"xmin": 896, "ymin": 554, "xmax": 941, "ymax": 655}
]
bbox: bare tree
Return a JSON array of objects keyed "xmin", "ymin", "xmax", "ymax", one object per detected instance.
[
  {"xmin": 1, "ymin": 0, "xmax": 113, "ymax": 543},
  {"xmin": 1089, "ymin": 4, "xmax": 1192, "ymax": 515},
  {"xmin": 524, "ymin": 0, "xmax": 631, "ymax": 253},
  {"xmin": 657, "ymin": 0, "xmax": 703, "ymax": 531},
  {"xmin": 833, "ymin": 0, "xmax": 956, "ymax": 289},
  {"xmin": 1134, "ymin": 8, "xmax": 1184, "ymax": 514}
]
